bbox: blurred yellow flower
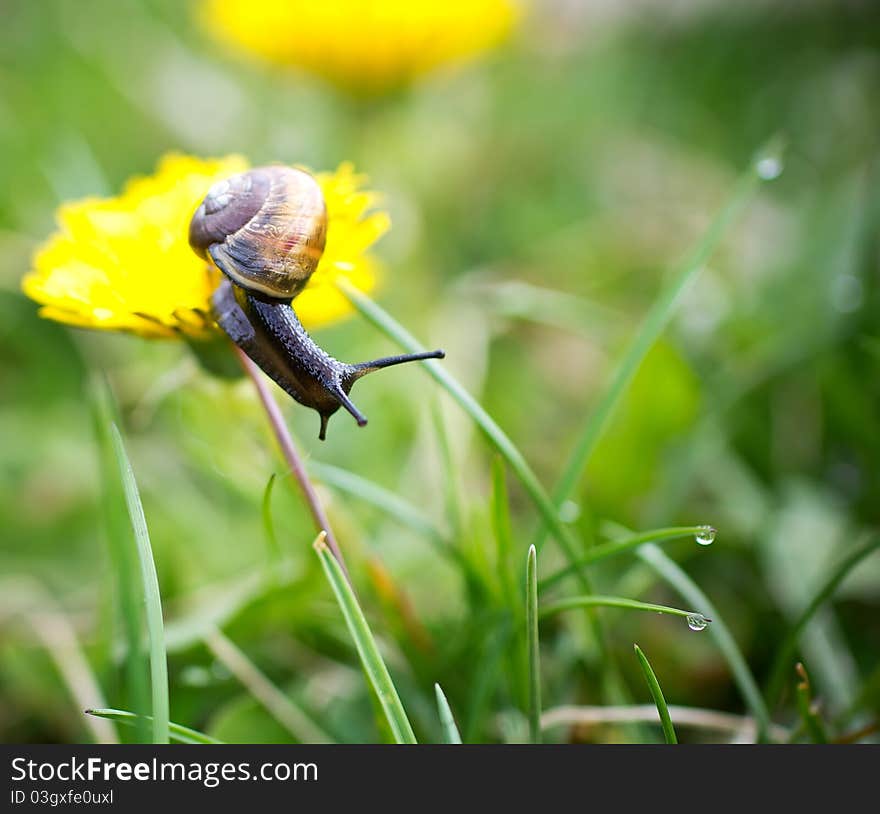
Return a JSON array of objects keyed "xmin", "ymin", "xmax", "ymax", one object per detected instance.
[
  {"xmin": 199, "ymin": 0, "xmax": 520, "ymax": 95},
  {"xmin": 22, "ymin": 154, "xmax": 389, "ymax": 340}
]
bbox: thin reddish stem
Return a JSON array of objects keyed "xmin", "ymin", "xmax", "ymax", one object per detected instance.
[{"xmin": 235, "ymin": 347, "xmax": 350, "ymax": 580}]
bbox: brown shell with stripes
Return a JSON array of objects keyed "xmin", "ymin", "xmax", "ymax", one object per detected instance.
[{"xmin": 189, "ymin": 165, "xmax": 327, "ymax": 300}]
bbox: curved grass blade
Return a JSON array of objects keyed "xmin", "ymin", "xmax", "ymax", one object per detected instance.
[
  {"xmin": 434, "ymin": 683, "xmax": 463, "ymax": 744},
  {"xmin": 540, "ymin": 595, "xmax": 709, "ymax": 625},
  {"xmin": 109, "ymin": 423, "xmax": 169, "ymax": 745},
  {"xmin": 336, "ymin": 278, "xmax": 582, "ymax": 569},
  {"xmin": 532, "ymin": 145, "xmax": 779, "ymax": 551},
  {"xmin": 86, "ymin": 708, "xmax": 222, "ymax": 744},
  {"xmin": 637, "ymin": 543, "xmax": 772, "ymax": 742},
  {"xmin": 90, "ymin": 377, "xmax": 149, "ymax": 743},
  {"xmin": 261, "ymin": 473, "xmax": 281, "ymax": 564},
  {"xmin": 539, "ymin": 526, "xmax": 712, "ymax": 590},
  {"xmin": 634, "ymin": 645, "xmax": 677, "ymax": 744},
  {"xmin": 793, "ymin": 663, "xmax": 828, "ymax": 744},
  {"xmin": 314, "ymin": 533, "xmax": 417, "ymax": 744},
  {"xmin": 765, "ymin": 535, "xmax": 880, "ymax": 705},
  {"xmin": 527, "ymin": 545, "xmax": 541, "ymax": 744},
  {"xmin": 337, "ymin": 279, "xmax": 621, "ymax": 690}
]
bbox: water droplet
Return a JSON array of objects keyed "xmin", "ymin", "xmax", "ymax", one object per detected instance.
[
  {"xmin": 686, "ymin": 613, "xmax": 709, "ymax": 632},
  {"xmin": 559, "ymin": 500, "xmax": 581, "ymax": 523},
  {"xmin": 755, "ymin": 155, "xmax": 783, "ymax": 180},
  {"xmin": 695, "ymin": 525, "xmax": 716, "ymax": 546}
]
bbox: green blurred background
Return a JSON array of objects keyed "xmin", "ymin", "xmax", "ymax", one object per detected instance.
[{"xmin": 1, "ymin": 0, "xmax": 879, "ymax": 743}]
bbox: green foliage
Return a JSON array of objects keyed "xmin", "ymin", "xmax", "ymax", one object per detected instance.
[
  {"xmin": 540, "ymin": 594, "xmax": 709, "ymax": 625},
  {"xmin": 314, "ymin": 535, "xmax": 417, "ymax": 744},
  {"xmin": 90, "ymin": 377, "xmax": 151, "ymax": 743},
  {"xmin": 637, "ymin": 544, "xmax": 772, "ymax": 742},
  {"xmin": 792, "ymin": 664, "xmax": 828, "ymax": 744},
  {"xmin": 526, "ymin": 545, "xmax": 541, "ymax": 744},
  {"xmin": 434, "ymin": 684, "xmax": 463, "ymax": 744},
  {"xmin": 633, "ymin": 646, "xmax": 677, "ymax": 745},
  {"xmin": 86, "ymin": 709, "xmax": 222, "ymax": 745},
  {"xmin": 261, "ymin": 474, "xmax": 282, "ymax": 566},
  {"xmin": 108, "ymin": 422, "xmax": 170, "ymax": 744}
]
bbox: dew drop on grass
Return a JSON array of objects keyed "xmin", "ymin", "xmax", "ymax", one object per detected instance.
[
  {"xmin": 559, "ymin": 500, "xmax": 581, "ymax": 523},
  {"xmin": 755, "ymin": 155, "xmax": 783, "ymax": 180},
  {"xmin": 686, "ymin": 613, "xmax": 710, "ymax": 632},
  {"xmin": 695, "ymin": 525, "xmax": 716, "ymax": 546}
]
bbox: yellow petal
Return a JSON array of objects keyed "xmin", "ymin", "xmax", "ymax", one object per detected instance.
[
  {"xmin": 199, "ymin": 0, "xmax": 519, "ymax": 95},
  {"xmin": 22, "ymin": 154, "xmax": 388, "ymax": 340}
]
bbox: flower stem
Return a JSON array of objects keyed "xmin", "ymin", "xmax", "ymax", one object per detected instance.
[{"xmin": 235, "ymin": 347, "xmax": 350, "ymax": 580}]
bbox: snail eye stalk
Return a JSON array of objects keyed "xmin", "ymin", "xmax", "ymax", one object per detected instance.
[
  {"xmin": 191, "ymin": 164, "xmax": 444, "ymax": 438},
  {"xmin": 348, "ymin": 350, "xmax": 446, "ymax": 376}
]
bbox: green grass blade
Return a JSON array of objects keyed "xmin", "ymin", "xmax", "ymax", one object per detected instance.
[
  {"xmin": 109, "ymin": 424, "xmax": 169, "ymax": 745},
  {"xmin": 337, "ymin": 279, "xmax": 625, "ymax": 694},
  {"xmin": 434, "ymin": 683, "xmax": 463, "ymax": 744},
  {"xmin": 532, "ymin": 148, "xmax": 777, "ymax": 551},
  {"xmin": 765, "ymin": 535, "xmax": 880, "ymax": 705},
  {"xmin": 313, "ymin": 533, "xmax": 417, "ymax": 744},
  {"xmin": 336, "ymin": 278, "xmax": 582, "ymax": 568},
  {"xmin": 86, "ymin": 709, "xmax": 222, "ymax": 744},
  {"xmin": 634, "ymin": 644, "xmax": 677, "ymax": 744},
  {"xmin": 540, "ymin": 594, "xmax": 709, "ymax": 625},
  {"xmin": 637, "ymin": 543, "xmax": 772, "ymax": 742},
  {"xmin": 526, "ymin": 545, "xmax": 541, "ymax": 744},
  {"xmin": 89, "ymin": 377, "xmax": 149, "ymax": 743},
  {"xmin": 539, "ymin": 526, "xmax": 713, "ymax": 590},
  {"xmin": 261, "ymin": 473, "xmax": 282, "ymax": 564},
  {"xmin": 793, "ymin": 664, "xmax": 828, "ymax": 744}
]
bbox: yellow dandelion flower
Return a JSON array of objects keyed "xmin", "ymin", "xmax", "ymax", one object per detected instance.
[
  {"xmin": 22, "ymin": 154, "xmax": 389, "ymax": 340},
  {"xmin": 199, "ymin": 0, "xmax": 520, "ymax": 95}
]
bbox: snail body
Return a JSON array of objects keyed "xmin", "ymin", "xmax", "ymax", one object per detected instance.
[{"xmin": 189, "ymin": 165, "xmax": 443, "ymax": 439}]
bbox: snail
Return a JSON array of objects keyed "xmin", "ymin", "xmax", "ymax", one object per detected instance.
[{"xmin": 189, "ymin": 165, "xmax": 444, "ymax": 440}]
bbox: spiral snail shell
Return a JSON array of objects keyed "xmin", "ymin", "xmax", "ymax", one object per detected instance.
[
  {"xmin": 189, "ymin": 166, "xmax": 326, "ymax": 300},
  {"xmin": 189, "ymin": 165, "xmax": 444, "ymax": 440}
]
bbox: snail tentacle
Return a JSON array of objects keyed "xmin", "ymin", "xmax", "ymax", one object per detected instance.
[{"xmin": 191, "ymin": 164, "xmax": 444, "ymax": 439}]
